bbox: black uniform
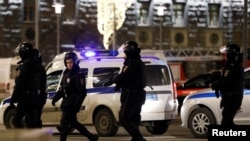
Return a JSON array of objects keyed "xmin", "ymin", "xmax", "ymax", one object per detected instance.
[
  {"xmin": 211, "ymin": 44, "xmax": 244, "ymax": 126},
  {"xmin": 52, "ymin": 52, "xmax": 98, "ymax": 141},
  {"xmin": 11, "ymin": 58, "xmax": 45, "ymax": 128},
  {"xmin": 114, "ymin": 41, "xmax": 147, "ymax": 141},
  {"xmin": 29, "ymin": 48, "xmax": 47, "ymax": 128}
]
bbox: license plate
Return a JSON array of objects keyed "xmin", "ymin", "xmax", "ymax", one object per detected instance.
[{"xmin": 146, "ymin": 93, "xmax": 158, "ymax": 101}]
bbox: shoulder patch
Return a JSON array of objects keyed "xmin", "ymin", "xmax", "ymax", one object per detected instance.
[
  {"xmin": 224, "ymin": 69, "xmax": 230, "ymax": 77},
  {"xmin": 122, "ymin": 66, "xmax": 128, "ymax": 72},
  {"xmin": 16, "ymin": 69, "xmax": 20, "ymax": 77}
]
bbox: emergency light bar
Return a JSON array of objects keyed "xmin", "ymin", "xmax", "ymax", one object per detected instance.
[{"xmin": 80, "ymin": 50, "xmax": 119, "ymax": 58}]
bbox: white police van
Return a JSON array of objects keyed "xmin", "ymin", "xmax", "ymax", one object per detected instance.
[
  {"xmin": 180, "ymin": 67, "xmax": 250, "ymax": 138},
  {"xmin": 0, "ymin": 49, "xmax": 178, "ymax": 136},
  {"xmin": 0, "ymin": 56, "xmax": 20, "ymax": 95}
]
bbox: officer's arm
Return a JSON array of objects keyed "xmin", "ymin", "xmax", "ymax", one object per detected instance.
[
  {"xmin": 40, "ymin": 68, "xmax": 47, "ymax": 106},
  {"xmin": 74, "ymin": 73, "xmax": 86, "ymax": 112},
  {"xmin": 115, "ymin": 63, "xmax": 134, "ymax": 85},
  {"xmin": 52, "ymin": 86, "xmax": 63, "ymax": 103},
  {"xmin": 10, "ymin": 89, "xmax": 21, "ymax": 104},
  {"xmin": 14, "ymin": 65, "xmax": 29, "ymax": 90}
]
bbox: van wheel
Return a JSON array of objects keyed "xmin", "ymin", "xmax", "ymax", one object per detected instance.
[
  {"xmin": 146, "ymin": 121, "xmax": 169, "ymax": 135},
  {"xmin": 188, "ymin": 108, "xmax": 216, "ymax": 138},
  {"xmin": 94, "ymin": 108, "xmax": 118, "ymax": 136},
  {"xmin": 4, "ymin": 108, "xmax": 16, "ymax": 128}
]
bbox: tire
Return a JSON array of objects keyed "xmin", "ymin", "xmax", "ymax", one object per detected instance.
[
  {"xmin": 188, "ymin": 108, "xmax": 216, "ymax": 138},
  {"xmin": 146, "ymin": 121, "xmax": 169, "ymax": 135},
  {"xmin": 94, "ymin": 108, "xmax": 118, "ymax": 136},
  {"xmin": 4, "ymin": 108, "xmax": 16, "ymax": 128}
]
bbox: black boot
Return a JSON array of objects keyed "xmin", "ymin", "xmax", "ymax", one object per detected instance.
[
  {"xmin": 131, "ymin": 137, "xmax": 147, "ymax": 141},
  {"xmin": 76, "ymin": 124, "xmax": 99, "ymax": 141},
  {"xmin": 89, "ymin": 134, "xmax": 99, "ymax": 141}
]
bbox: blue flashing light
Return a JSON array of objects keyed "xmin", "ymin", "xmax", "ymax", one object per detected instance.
[
  {"xmin": 80, "ymin": 50, "xmax": 119, "ymax": 58},
  {"xmin": 85, "ymin": 50, "xmax": 96, "ymax": 57},
  {"xmin": 109, "ymin": 50, "xmax": 119, "ymax": 56}
]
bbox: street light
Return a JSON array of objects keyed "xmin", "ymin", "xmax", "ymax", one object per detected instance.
[
  {"xmin": 157, "ymin": 6, "xmax": 165, "ymax": 50},
  {"xmin": 52, "ymin": 2, "xmax": 64, "ymax": 54},
  {"xmin": 112, "ymin": 3, "xmax": 116, "ymax": 50}
]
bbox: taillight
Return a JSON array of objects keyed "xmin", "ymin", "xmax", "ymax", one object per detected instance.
[{"xmin": 172, "ymin": 81, "xmax": 177, "ymax": 99}]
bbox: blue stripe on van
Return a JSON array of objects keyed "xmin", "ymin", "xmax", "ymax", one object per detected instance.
[
  {"xmin": 87, "ymin": 87, "xmax": 116, "ymax": 93},
  {"xmin": 3, "ymin": 88, "xmax": 173, "ymax": 105},
  {"xmin": 187, "ymin": 92, "xmax": 215, "ymax": 100},
  {"xmin": 187, "ymin": 89, "xmax": 250, "ymax": 100},
  {"xmin": 46, "ymin": 88, "xmax": 172, "ymax": 98},
  {"xmin": 46, "ymin": 87, "xmax": 116, "ymax": 98},
  {"xmin": 87, "ymin": 87, "xmax": 172, "ymax": 95}
]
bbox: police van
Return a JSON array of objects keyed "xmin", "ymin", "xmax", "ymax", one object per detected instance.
[
  {"xmin": 0, "ymin": 56, "xmax": 20, "ymax": 95},
  {"xmin": 0, "ymin": 49, "xmax": 178, "ymax": 136}
]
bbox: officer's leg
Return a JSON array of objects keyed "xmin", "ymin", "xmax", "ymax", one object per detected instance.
[
  {"xmin": 23, "ymin": 94, "xmax": 40, "ymax": 128},
  {"xmin": 130, "ymin": 104, "xmax": 146, "ymax": 141},
  {"xmin": 119, "ymin": 104, "xmax": 132, "ymax": 135},
  {"xmin": 119, "ymin": 103, "xmax": 145, "ymax": 141},
  {"xmin": 13, "ymin": 103, "xmax": 25, "ymax": 128},
  {"xmin": 221, "ymin": 97, "xmax": 238, "ymax": 126},
  {"xmin": 26, "ymin": 111, "xmax": 39, "ymax": 128},
  {"xmin": 25, "ymin": 104, "xmax": 40, "ymax": 128},
  {"xmin": 227, "ymin": 96, "xmax": 243, "ymax": 125},
  {"xmin": 37, "ymin": 101, "xmax": 45, "ymax": 128},
  {"xmin": 69, "ymin": 112, "xmax": 98, "ymax": 141},
  {"xmin": 59, "ymin": 112, "xmax": 71, "ymax": 141},
  {"xmin": 37, "ymin": 108, "xmax": 43, "ymax": 128},
  {"xmin": 133, "ymin": 105, "xmax": 142, "ymax": 126}
]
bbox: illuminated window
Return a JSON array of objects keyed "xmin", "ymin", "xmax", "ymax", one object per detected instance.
[
  {"xmin": 208, "ymin": 4, "xmax": 220, "ymax": 27},
  {"xmin": 137, "ymin": 2, "xmax": 149, "ymax": 26},
  {"xmin": 173, "ymin": 3, "xmax": 185, "ymax": 27}
]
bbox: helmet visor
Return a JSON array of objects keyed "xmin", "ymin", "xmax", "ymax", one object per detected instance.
[
  {"xmin": 219, "ymin": 45, "xmax": 227, "ymax": 54},
  {"xmin": 14, "ymin": 43, "xmax": 23, "ymax": 55}
]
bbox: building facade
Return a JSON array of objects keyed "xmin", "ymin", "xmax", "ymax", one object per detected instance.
[{"xmin": 0, "ymin": 0, "xmax": 249, "ymax": 78}]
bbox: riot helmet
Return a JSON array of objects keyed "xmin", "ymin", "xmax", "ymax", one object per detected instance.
[
  {"xmin": 15, "ymin": 42, "xmax": 34, "ymax": 60},
  {"xmin": 225, "ymin": 43, "xmax": 242, "ymax": 64},
  {"xmin": 64, "ymin": 52, "xmax": 78, "ymax": 67},
  {"xmin": 122, "ymin": 41, "xmax": 141, "ymax": 58}
]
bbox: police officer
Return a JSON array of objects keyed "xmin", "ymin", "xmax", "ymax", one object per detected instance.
[
  {"xmin": 10, "ymin": 42, "xmax": 46, "ymax": 128},
  {"xmin": 52, "ymin": 52, "xmax": 98, "ymax": 141},
  {"xmin": 113, "ymin": 41, "xmax": 147, "ymax": 141},
  {"xmin": 32, "ymin": 48, "xmax": 47, "ymax": 127},
  {"xmin": 210, "ymin": 43, "xmax": 244, "ymax": 126}
]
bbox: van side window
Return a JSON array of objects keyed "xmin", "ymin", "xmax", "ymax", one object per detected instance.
[
  {"xmin": 80, "ymin": 68, "xmax": 88, "ymax": 78},
  {"xmin": 145, "ymin": 65, "xmax": 171, "ymax": 85},
  {"xmin": 46, "ymin": 70, "xmax": 63, "ymax": 92},
  {"xmin": 185, "ymin": 75, "xmax": 209, "ymax": 88},
  {"xmin": 93, "ymin": 67, "xmax": 120, "ymax": 87}
]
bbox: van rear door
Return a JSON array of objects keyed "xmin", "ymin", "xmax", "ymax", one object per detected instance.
[
  {"xmin": 0, "ymin": 58, "xmax": 11, "ymax": 93},
  {"xmin": 141, "ymin": 64, "xmax": 177, "ymax": 120}
]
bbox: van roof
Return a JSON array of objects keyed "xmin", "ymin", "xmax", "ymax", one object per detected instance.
[
  {"xmin": 52, "ymin": 49, "xmax": 167, "ymax": 62},
  {"xmin": 46, "ymin": 50, "xmax": 167, "ymax": 75}
]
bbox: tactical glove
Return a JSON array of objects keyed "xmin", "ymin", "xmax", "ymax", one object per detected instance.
[
  {"xmin": 215, "ymin": 90, "xmax": 220, "ymax": 98},
  {"xmin": 9, "ymin": 102, "xmax": 15, "ymax": 108},
  {"xmin": 52, "ymin": 99, "xmax": 56, "ymax": 106}
]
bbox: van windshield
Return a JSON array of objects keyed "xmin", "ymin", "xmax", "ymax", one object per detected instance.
[{"xmin": 145, "ymin": 65, "xmax": 171, "ymax": 86}]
